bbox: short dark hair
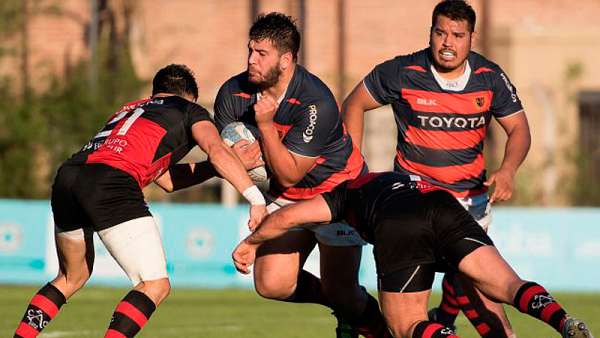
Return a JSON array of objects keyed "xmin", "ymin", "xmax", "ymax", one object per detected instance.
[
  {"xmin": 432, "ymin": 0, "xmax": 476, "ymax": 33},
  {"xmin": 250, "ymin": 12, "xmax": 301, "ymax": 61},
  {"xmin": 152, "ymin": 64, "xmax": 198, "ymax": 101}
]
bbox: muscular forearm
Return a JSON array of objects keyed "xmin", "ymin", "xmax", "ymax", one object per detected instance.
[
  {"xmin": 258, "ymin": 122, "xmax": 305, "ymax": 187},
  {"xmin": 208, "ymin": 144, "xmax": 255, "ymax": 192},
  {"xmin": 499, "ymin": 124, "xmax": 531, "ymax": 173},
  {"xmin": 244, "ymin": 212, "xmax": 296, "ymax": 245}
]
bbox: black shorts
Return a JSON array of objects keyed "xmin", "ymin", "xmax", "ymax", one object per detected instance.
[
  {"xmin": 374, "ymin": 190, "xmax": 493, "ymax": 292},
  {"xmin": 51, "ymin": 163, "xmax": 151, "ymax": 232}
]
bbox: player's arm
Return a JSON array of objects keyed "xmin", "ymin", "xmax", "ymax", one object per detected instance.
[
  {"xmin": 232, "ymin": 195, "xmax": 332, "ymax": 274},
  {"xmin": 154, "ymin": 161, "xmax": 219, "ymax": 193},
  {"xmin": 341, "ymin": 81, "xmax": 383, "ymax": 149},
  {"xmin": 192, "ymin": 120, "xmax": 267, "ymax": 227},
  {"xmin": 255, "ymin": 95, "xmax": 317, "ymax": 187},
  {"xmin": 485, "ymin": 111, "xmax": 531, "ymax": 203},
  {"xmin": 342, "ymin": 59, "xmax": 401, "ymax": 149},
  {"xmin": 485, "ymin": 69, "xmax": 531, "ymax": 203}
]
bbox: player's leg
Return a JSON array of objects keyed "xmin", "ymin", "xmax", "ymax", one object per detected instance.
[
  {"xmin": 455, "ymin": 274, "xmax": 513, "ymax": 337},
  {"xmin": 378, "ymin": 265, "xmax": 457, "ymax": 338},
  {"xmin": 98, "ymin": 216, "xmax": 169, "ymax": 338},
  {"xmin": 431, "ymin": 196, "xmax": 514, "ymax": 338},
  {"xmin": 253, "ymin": 228, "xmax": 324, "ymax": 303},
  {"xmin": 14, "ymin": 227, "xmax": 95, "ymax": 338},
  {"xmin": 429, "ymin": 273, "xmax": 460, "ymax": 328},
  {"xmin": 317, "ymin": 225, "xmax": 390, "ymax": 338},
  {"xmin": 458, "ymin": 245, "xmax": 594, "ymax": 338}
]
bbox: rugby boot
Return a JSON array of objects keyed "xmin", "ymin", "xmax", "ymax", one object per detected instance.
[{"xmin": 562, "ymin": 317, "xmax": 594, "ymax": 338}]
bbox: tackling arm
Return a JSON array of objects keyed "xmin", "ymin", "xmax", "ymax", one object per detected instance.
[
  {"xmin": 154, "ymin": 161, "xmax": 219, "ymax": 193},
  {"xmin": 232, "ymin": 195, "xmax": 332, "ymax": 274}
]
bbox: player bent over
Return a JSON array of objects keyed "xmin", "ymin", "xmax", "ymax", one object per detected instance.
[
  {"xmin": 13, "ymin": 64, "xmax": 267, "ymax": 338},
  {"xmin": 232, "ymin": 172, "xmax": 593, "ymax": 338}
]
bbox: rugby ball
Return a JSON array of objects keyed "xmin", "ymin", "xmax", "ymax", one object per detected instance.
[{"xmin": 221, "ymin": 122, "xmax": 268, "ymax": 183}]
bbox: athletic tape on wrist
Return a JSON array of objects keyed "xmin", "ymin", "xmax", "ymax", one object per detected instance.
[{"xmin": 242, "ymin": 185, "xmax": 266, "ymax": 205}]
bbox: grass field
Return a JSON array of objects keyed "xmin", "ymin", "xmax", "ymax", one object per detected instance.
[{"xmin": 1, "ymin": 285, "xmax": 598, "ymax": 337}]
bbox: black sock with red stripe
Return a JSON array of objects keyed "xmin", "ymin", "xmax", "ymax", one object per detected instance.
[
  {"xmin": 283, "ymin": 269, "xmax": 331, "ymax": 307},
  {"xmin": 14, "ymin": 283, "xmax": 66, "ymax": 338},
  {"xmin": 455, "ymin": 276, "xmax": 507, "ymax": 338},
  {"xmin": 513, "ymin": 281, "xmax": 567, "ymax": 333},
  {"xmin": 412, "ymin": 321, "xmax": 459, "ymax": 338},
  {"xmin": 105, "ymin": 290, "xmax": 156, "ymax": 338},
  {"xmin": 435, "ymin": 274, "xmax": 460, "ymax": 325}
]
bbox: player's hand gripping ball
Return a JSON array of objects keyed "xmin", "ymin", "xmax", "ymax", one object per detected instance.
[{"xmin": 221, "ymin": 122, "xmax": 268, "ymax": 183}]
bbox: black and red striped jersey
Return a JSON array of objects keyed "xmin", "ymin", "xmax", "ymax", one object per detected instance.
[
  {"xmin": 363, "ymin": 48, "xmax": 523, "ymax": 197},
  {"xmin": 65, "ymin": 96, "xmax": 212, "ymax": 188},
  {"xmin": 214, "ymin": 65, "xmax": 365, "ymax": 200}
]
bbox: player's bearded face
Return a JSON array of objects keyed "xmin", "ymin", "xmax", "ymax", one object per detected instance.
[
  {"xmin": 247, "ymin": 39, "xmax": 283, "ymax": 89},
  {"xmin": 429, "ymin": 15, "xmax": 472, "ymax": 75}
]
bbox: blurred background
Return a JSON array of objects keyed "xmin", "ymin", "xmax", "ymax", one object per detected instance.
[
  {"xmin": 1, "ymin": 0, "xmax": 599, "ymax": 205},
  {"xmin": 0, "ymin": 2, "xmax": 599, "ymax": 335}
]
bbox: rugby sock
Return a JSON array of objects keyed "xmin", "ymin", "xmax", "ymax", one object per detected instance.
[
  {"xmin": 457, "ymin": 277, "xmax": 507, "ymax": 338},
  {"xmin": 105, "ymin": 290, "xmax": 156, "ymax": 338},
  {"xmin": 354, "ymin": 291, "xmax": 392, "ymax": 338},
  {"xmin": 412, "ymin": 321, "xmax": 459, "ymax": 338},
  {"xmin": 14, "ymin": 283, "xmax": 66, "ymax": 338},
  {"xmin": 513, "ymin": 281, "xmax": 567, "ymax": 333},
  {"xmin": 283, "ymin": 269, "xmax": 331, "ymax": 307},
  {"xmin": 435, "ymin": 274, "xmax": 460, "ymax": 325}
]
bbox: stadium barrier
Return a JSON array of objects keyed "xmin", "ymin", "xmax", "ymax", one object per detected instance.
[{"xmin": 0, "ymin": 200, "xmax": 598, "ymax": 291}]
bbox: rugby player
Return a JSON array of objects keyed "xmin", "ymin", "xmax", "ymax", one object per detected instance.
[
  {"xmin": 342, "ymin": 1, "xmax": 531, "ymax": 336},
  {"xmin": 232, "ymin": 172, "xmax": 594, "ymax": 338},
  {"xmin": 214, "ymin": 12, "xmax": 389, "ymax": 338},
  {"xmin": 13, "ymin": 64, "xmax": 267, "ymax": 338}
]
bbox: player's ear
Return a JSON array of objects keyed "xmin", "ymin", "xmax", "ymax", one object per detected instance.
[
  {"xmin": 280, "ymin": 52, "xmax": 293, "ymax": 71},
  {"xmin": 469, "ymin": 30, "xmax": 477, "ymax": 44}
]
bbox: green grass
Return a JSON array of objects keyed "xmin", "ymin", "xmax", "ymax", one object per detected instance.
[{"xmin": 2, "ymin": 285, "xmax": 598, "ymax": 337}]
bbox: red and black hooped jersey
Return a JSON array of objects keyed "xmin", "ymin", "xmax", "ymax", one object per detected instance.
[
  {"xmin": 214, "ymin": 65, "xmax": 365, "ymax": 200},
  {"xmin": 65, "ymin": 96, "xmax": 212, "ymax": 188},
  {"xmin": 363, "ymin": 48, "xmax": 524, "ymax": 197}
]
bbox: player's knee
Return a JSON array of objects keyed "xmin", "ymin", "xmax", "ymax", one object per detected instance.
[
  {"xmin": 136, "ymin": 278, "xmax": 171, "ymax": 305},
  {"xmin": 55, "ymin": 269, "xmax": 91, "ymax": 294},
  {"xmin": 254, "ymin": 276, "xmax": 295, "ymax": 300}
]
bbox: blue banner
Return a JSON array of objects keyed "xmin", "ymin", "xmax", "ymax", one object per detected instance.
[{"xmin": 0, "ymin": 200, "xmax": 598, "ymax": 291}]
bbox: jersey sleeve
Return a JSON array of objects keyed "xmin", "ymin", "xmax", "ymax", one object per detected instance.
[
  {"xmin": 490, "ymin": 67, "xmax": 524, "ymax": 118},
  {"xmin": 187, "ymin": 102, "xmax": 213, "ymax": 127},
  {"xmin": 363, "ymin": 58, "xmax": 403, "ymax": 105},
  {"xmin": 283, "ymin": 98, "xmax": 338, "ymax": 157},
  {"xmin": 322, "ymin": 183, "xmax": 348, "ymax": 223},
  {"xmin": 214, "ymin": 81, "xmax": 238, "ymax": 132}
]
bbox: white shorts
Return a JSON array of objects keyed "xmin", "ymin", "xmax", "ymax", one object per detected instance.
[
  {"xmin": 97, "ymin": 216, "xmax": 168, "ymax": 285},
  {"xmin": 266, "ymin": 194, "xmax": 366, "ymax": 247},
  {"xmin": 456, "ymin": 193, "xmax": 492, "ymax": 231}
]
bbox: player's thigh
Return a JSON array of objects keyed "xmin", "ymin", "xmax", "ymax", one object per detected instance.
[
  {"xmin": 55, "ymin": 227, "xmax": 95, "ymax": 278},
  {"xmin": 318, "ymin": 243, "xmax": 362, "ymax": 287},
  {"xmin": 98, "ymin": 216, "xmax": 167, "ymax": 286},
  {"xmin": 379, "ymin": 289, "xmax": 431, "ymax": 337},
  {"xmin": 458, "ymin": 246, "xmax": 522, "ymax": 303},
  {"xmin": 254, "ymin": 228, "xmax": 316, "ymax": 285}
]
